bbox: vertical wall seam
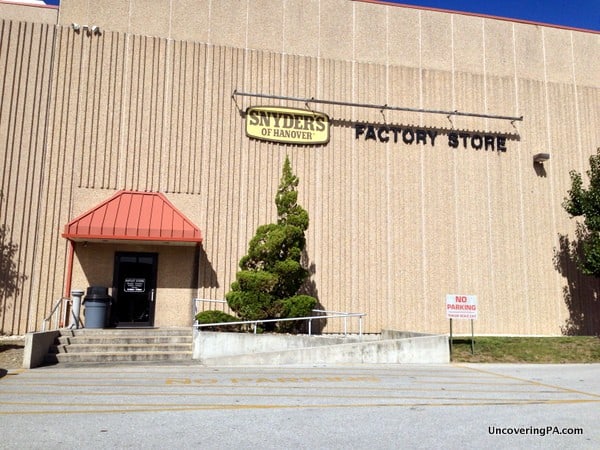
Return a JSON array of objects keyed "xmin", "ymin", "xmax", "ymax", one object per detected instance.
[
  {"xmin": 1, "ymin": 22, "xmax": 21, "ymax": 230},
  {"xmin": 161, "ymin": 38, "xmax": 173, "ymax": 192},
  {"xmin": 541, "ymin": 28, "xmax": 562, "ymax": 328},
  {"xmin": 0, "ymin": 20, "xmax": 14, "ymax": 198},
  {"xmin": 91, "ymin": 35, "xmax": 103, "ymax": 188},
  {"xmin": 23, "ymin": 23, "xmax": 50, "ymax": 330},
  {"xmin": 351, "ymin": 1, "xmax": 358, "ymax": 318},
  {"xmin": 512, "ymin": 23, "xmax": 530, "ymax": 333},
  {"xmin": 36, "ymin": 24, "xmax": 59, "ymax": 322},
  {"xmin": 418, "ymin": 10, "xmax": 428, "ymax": 326},
  {"xmin": 482, "ymin": 19, "xmax": 498, "ymax": 328},
  {"xmin": 40, "ymin": 26, "xmax": 63, "ymax": 325},
  {"xmin": 569, "ymin": 32, "xmax": 583, "ymax": 170},
  {"xmin": 384, "ymin": 7, "xmax": 392, "ymax": 329},
  {"xmin": 157, "ymin": 39, "xmax": 166, "ymax": 193},
  {"xmin": 9, "ymin": 22, "xmax": 33, "ymax": 329},
  {"xmin": 98, "ymin": 34, "xmax": 109, "ymax": 189},
  {"xmin": 59, "ymin": 29, "xmax": 85, "ymax": 320},
  {"xmin": 450, "ymin": 14, "xmax": 460, "ymax": 291},
  {"xmin": 138, "ymin": 36, "xmax": 146, "ymax": 190},
  {"xmin": 245, "ymin": 0, "xmax": 250, "ymax": 51},
  {"xmin": 118, "ymin": 30, "xmax": 131, "ymax": 188},
  {"xmin": 148, "ymin": 38, "xmax": 156, "ymax": 191},
  {"xmin": 188, "ymin": 42, "xmax": 197, "ymax": 194},
  {"xmin": 168, "ymin": 0, "xmax": 173, "ymax": 39}
]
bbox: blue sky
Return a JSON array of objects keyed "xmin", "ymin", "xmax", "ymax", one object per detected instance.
[
  {"xmin": 381, "ymin": 0, "xmax": 599, "ymax": 32},
  {"xmin": 40, "ymin": 0, "xmax": 599, "ymax": 32}
]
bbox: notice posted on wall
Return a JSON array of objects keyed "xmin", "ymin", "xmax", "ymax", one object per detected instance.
[
  {"xmin": 124, "ymin": 278, "xmax": 146, "ymax": 293},
  {"xmin": 446, "ymin": 294, "xmax": 478, "ymax": 320}
]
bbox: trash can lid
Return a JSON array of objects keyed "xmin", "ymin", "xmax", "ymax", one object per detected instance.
[
  {"xmin": 84, "ymin": 286, "xmax": 111, "ymax": 302},
  {"xmin": 86, "ymin": 286, "xmax": 108, "ymax": 296}
]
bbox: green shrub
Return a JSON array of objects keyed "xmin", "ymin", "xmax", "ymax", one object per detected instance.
[
  {"xmin": 195, "ymin": 310, "xmax": 240, "ymax": 331},
  {"xmin": 277, "ymin": 295, "xmax": 317, "ymax": 333},
  {"xmin": 226, "ymin": 291, "xmax": 279, "ymax": 321},
  {"xmin": 236, "ymin": 270, "xmax": 277, "ymax": 293}
]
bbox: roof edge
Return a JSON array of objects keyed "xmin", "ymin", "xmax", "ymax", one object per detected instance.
[
  {"xmin": 355, "ymin": 0, "xmax": 600, "ymax": 35},
  {"xmin": 63, "ymin": 190, "xmax": 203, "ymax": 244}
]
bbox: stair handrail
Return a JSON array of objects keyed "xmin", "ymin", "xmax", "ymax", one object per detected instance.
[
  {"xmin": 42, "ymin": 297, "xmax": 71, "ymax": 331},
  {"xmin": 311, "ymin": 309, "xmax": 360, "ymax": 336},
  {"xmin": 192, "ymin": 298, "xmax": 228, "ymax": 317},
  {"xmin": 195, "ymin": 310, "xmax": 366, "ymax": 336}
]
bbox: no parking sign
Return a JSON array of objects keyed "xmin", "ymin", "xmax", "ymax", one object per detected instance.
[
  {"xmin": 446, "ymin": 294, "xmax": 478, "ymax": 320},
  {"xmin": 446, "ymin": 294, "xmax": 478, "ymax": 357}
]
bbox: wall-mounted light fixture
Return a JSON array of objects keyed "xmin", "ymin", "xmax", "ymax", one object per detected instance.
[
  {"xmin": 71, "ymin": 23, "xmax": 101, "ymax": 36},
  {"xmin": 533, "ymin": 153, "xmax": 550, "ymax": 164}
]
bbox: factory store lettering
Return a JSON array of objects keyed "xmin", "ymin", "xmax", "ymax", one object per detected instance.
[{"xmin": 355, "ymin": 124, "xmax": 507, "ymax": 152}]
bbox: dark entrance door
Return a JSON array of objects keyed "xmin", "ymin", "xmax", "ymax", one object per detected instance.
[{"xmin": 113, "ymin": 252, "xmax": 158, "ymax": 327}]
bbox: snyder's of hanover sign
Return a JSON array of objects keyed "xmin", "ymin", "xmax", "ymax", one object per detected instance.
[{"xmin": 246, "ymin": 106, "xmax": 330, "ymax": 145}]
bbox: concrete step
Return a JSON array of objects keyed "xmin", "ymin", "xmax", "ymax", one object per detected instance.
[
  {"xmin": 65, "ymin": 328, "xmax": 191, "ymax": 337},
  {"xmin": 50, "ymin": 343, "xmax": 192, "ymax": 354},
  {"xmin": 44, "ymin": 328, "xmax": 194, "ymax": 365},
  {"xmin": 45, "ymin": 351, "xmax": 193, "ymax": 364},
  {"xmin": 57, "ymin": 335, "xmax": 192, "ymax": 345}
]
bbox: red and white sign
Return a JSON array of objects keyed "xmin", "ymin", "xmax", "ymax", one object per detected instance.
[{"xmin": 446, "ymin": 294, "xmax": 478, "ymax": 320}]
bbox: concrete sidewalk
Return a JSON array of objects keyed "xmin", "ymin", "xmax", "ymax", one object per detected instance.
[{"xmin": 1, "ymin": 363, "xmax": 598, "ymax": 449}]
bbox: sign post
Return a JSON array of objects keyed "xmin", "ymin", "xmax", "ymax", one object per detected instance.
[{"xmin": 446, "ymin": 294, "xmax": 478, "ymax": 359}]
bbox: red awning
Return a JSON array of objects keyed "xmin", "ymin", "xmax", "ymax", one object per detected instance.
[{"xmin": 62, "ymin": 190, "xmax": 202, "ymax": 244}]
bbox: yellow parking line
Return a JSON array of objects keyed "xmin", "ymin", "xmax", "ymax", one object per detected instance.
[
  {"xmin": 457, "ymin": 364, "xmax": 600, "ymax": 399},
  {"xmin": 0, "ymin": 398, "xmax": 598, "ymax": 415},
  {"xmin": 0, "ymin": 383, "xmax": 564, "ymax": 395},
  {"xmin": 0, "ymin": 392, "xmax": 575, "ymax": 404}
]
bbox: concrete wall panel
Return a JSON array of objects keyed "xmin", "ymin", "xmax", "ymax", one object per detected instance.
[
  {"xmin": 452, "ymin": 14, "xmax": 483, "ymax": 74},
  {"xmin": 387, "ymin": 6, "xmax": 420, "ymax": 68},
  {"xmin": 170, "ymin": 0, "xmax": 211, "ymax": 43},
  {"xmin": 354, "ymin": 1, "xmax": 387, "ymax": 64},
  {"xmin": 543, "ymin": 27, "xmax": 576, "ymax": 84},
  {"xmin": 420, "ymin": 10, "xmax": 452, "ymax": 71},
  {"xmin": 484, "ymin": 20, "xmax": 515, "ymax": 79},
  {"xmin": 319, "ymin": 0, "xmax": 353, "ymax": 60},
  {"xmin": 89, "ymin": 0, "xmax": 130, "ymax": 33},
  {"xmin": 572, "ymin": 32, "xmax": 600, "ymax": 86},
  {"xmin": 513, "ymin": 23, "xmax": 545, "ymax": 81},
  {"xmin": 247, "ymin": 0, "xmax": 284, "ymax": 53},
  {"xmin": 129, "ymin": 0, "xmax": 171, "ymax": 37},
  {"xmin": 283, "ymin": 0, "xmax": 319, "ymax": 57},
  {"xmin": 209, "ymin": 0, "xmax": 248, "ymax": 49}
]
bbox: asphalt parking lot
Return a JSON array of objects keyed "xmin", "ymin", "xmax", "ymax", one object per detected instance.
[{"xmin": 1, "ymin": 363, "xmax": 598, "ymax": 449}]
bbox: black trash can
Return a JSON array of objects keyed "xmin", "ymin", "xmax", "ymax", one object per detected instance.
[{"xmin": 83, "ymin": 286, "xmax": 111, "ymax": 328}]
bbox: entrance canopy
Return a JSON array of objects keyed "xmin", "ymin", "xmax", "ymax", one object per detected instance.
[{"xmin": 62, "ymin": 190, "xmax": 202, "ymax": 245}]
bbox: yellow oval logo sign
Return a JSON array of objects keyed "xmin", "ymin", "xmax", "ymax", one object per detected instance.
[{"xmin": 245, "ymin": 106, "xmax": 330, "ymax": 145}]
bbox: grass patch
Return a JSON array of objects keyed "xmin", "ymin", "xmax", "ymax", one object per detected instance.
[{"xmin": 451, "ymin": 336, "xmax": 600, "ymax": 363}]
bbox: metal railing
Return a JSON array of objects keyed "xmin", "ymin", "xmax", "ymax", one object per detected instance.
[
  {"xmin": 193, "ymin": 302, "xmax": 365, "ymax": 336},
  {"xmin": 312, "ymin": 309, "xmax": 362, "ymax": 336},
  {"xmin": 41, "ymin": 297, "xmax": 71, "ymax": 331},
  {"xmin": 193, "ymin": 298, "xmax": 229, "ymax": 318}
]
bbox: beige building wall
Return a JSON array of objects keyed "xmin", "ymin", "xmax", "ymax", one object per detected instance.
[
  {"xmin": 0, "ymin": 18, "xmax": 58, "ymax": 334},
  {"xmin": 1, "ymin": 0, "xmax": 599, "ymax": 335}
]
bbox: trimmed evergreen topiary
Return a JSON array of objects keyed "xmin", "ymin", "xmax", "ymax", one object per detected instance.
[{"xmin": 225, "ymin": 156, "xmax": 317, "ymax": 332}]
